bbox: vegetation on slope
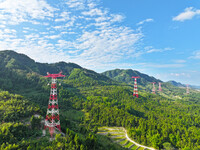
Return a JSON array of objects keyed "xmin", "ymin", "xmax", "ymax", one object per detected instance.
[
  {"xmin": 101, "ymin": 69, "xmax": 161, "ymax": 85},
  {"xmin": 0, "ymin": 50, "xmax": 200, "ymax": 150}
]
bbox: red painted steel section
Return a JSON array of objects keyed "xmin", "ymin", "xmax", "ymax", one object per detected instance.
[
  {"xmin": 45, "ymin": 71, "xmax": 65, "ymax": 79},
  {"xmin": 132, "ymin": 76, "xmax": 140, "ymax": 98},
  {"xmin": 44, "ymin": 71, "xmax": 65, "ymax": 138}
]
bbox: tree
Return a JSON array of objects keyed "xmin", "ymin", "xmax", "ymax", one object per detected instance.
[
  {"xmin": 30, "ymin": 115, "xmax": 41, "ymax": 130},
  {"xmin": 163, "ymin": 142, "xmax": 175, "ymax": 150}
]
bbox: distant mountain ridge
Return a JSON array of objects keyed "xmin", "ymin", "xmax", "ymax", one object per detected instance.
[
  {"xmin": 167, "ymin": 80, "xmax": 200, "ymax": 89},
  {"xmin": 0, "ymin": 50, "xmax": 114, "ymax": 93},
  {"xmin": 1, "ymin": 50, "xmax": 199, "ymax": 91},
  {"xmin": 0, "ymin": 50, "xmax": 82, "ymax": 75},
  {"xmin": 167, "ymin": 80, "xmax": 185, "ymax": 87},
  {"xmin": 101, "ymin": 69, "xmax": 162, "ymax": 86}
]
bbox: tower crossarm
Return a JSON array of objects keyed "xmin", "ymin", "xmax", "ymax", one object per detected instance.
[
  {"xmin": 132, "ymin": 76, "xmax": 140, "ymax": 79},
  {"xmin": 45, "ymin": 71, "xmax": 65, "ymax": 79}
]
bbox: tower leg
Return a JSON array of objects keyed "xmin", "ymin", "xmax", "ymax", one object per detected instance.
[
  {"xmin": 56, "ymin": 125, "xmax": 61, "ymax": 131},
  {"xmin": 49, "ymin": 127, "xmax": 54, "ymax": 138}
]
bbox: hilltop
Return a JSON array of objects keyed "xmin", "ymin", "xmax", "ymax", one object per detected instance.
[{"xmin": 101, "ymin": 69, "xmax": 162, "ymax": 86}]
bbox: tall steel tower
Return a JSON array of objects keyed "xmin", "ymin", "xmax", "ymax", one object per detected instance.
[
  {"xmin": 152, "ymin": 82, "xmax": 156, "ymax": 94},
  {"xmin": 43, "ymin": 71, "xmax": 65, "ymax": 138},
  {"xmin": 158, "ymin": 82, "xmax": 162, "ymax": 92},
  {"xmin": 132, "ymin": 76, "xmax": 140, "ymax": 98},
  {"xmin": 186, "ymin": 84, "xmax": 190, "ymax": 94}
]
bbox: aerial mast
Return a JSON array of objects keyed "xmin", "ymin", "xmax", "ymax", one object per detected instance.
[
  {"xmin": 152, "ymin": 82, "xmax": 156, "ymax": 94},
  {"xmin": 186, "ymin": 84, "xmax": 190, "ymax": 94},
  {"xmin": 158, "ymin": 82, "xmax": 162, "ymax": 92},
  {"xmin": 132, "ymin": 76, "xmax": 140, "ymax": 98},
  {"xmin": 43, "ymin": 71, "xmax": 65, "ymax": 139}
]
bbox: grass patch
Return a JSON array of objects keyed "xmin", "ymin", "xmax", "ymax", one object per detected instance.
[
  {"xmin": 125, "ymin": 141, "xmax": 133, "ymax": 148},
  {"xmin": 138, "ymin": 147, "xmax": 144, "ymax": 150},
  {"xmin": 96, "ymin": 134, "xmax": 127, "ymax": 150},
  {"xmin": 119, "ymin": 139, "xmax": 128, "ymax": 145},
  {"xmin": 111, "ymin": 132, "xmax": 125, "ymax": 136},
  {"xmin": 112, "ymin": 136, "xmax": 126, "ymax": 141},
  {"xmin": 131, "ymin": 145, "xmax": 138, "ymax": 150}
]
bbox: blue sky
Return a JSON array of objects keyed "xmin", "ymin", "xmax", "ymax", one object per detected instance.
[{"xmin": 0, "ymin": 0, "xmax": 200, "ymax": 85}]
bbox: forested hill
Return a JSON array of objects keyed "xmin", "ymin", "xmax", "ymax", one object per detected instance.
[
  {"xmin": 167, "ymin": 80, "xmax": 200, "ymax": 89},
  {"xmin": 0, "ymin": 50, "xmax": 82, "ymax": 75},
  {"xmin": 167, "ymin": 80, "xmax": 185, "ymax": 87},
  {"xmin": 0, "ymin": 50, "xmax": 115, "ymax": 93},
  {"xmin": 101, "ymin": 69, "xmax": 162, "ymax": 86},
  {"xmin": 1, "ymin": 50, "xmax": 200, "ymax": 149}
]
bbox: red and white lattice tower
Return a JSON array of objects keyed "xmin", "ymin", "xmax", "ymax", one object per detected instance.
[
  {"xmin": 43, "ymin": 71, "xmax": 65, "ymax": 138},
  {"xmin": 132, "ymin": 76, "xmax": 140, "ymax": 98},
  {"xmin": 158, "ymin": 82, "xmax": 162, "ymax": 92},
  {"xmin": 152, "ymin": 82, "xmax": 156, "ymax": 94},
  {"xmin": 186, "ymin": 84, "xmax": 189, "ymax": 94}
]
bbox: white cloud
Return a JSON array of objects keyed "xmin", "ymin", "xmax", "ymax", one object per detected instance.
[
  {"xmin": 0, "ymin": 29, "xmax": 17, "ymax": 39},
  {"xmin": 110, "ymin": 14, "xmax": 124, "ymax": 22},
  {"xmin": 66, "ymin": 0, "xmax": 85, "ymax": 10},
  {"xmin": 56, "ymin": 40, "xmax": 77, "ymax": 50},
  {"xmin": 88, "ymin": 2, "xmax": 97, "ymax": 9},
  {"xmin": 45, "ymin": 35, "xmax": 61, "ymax": 40},
  {"xmin": 190, "ymin": 50, "xmax": 200, "ymax": 59},
  {"xmin": 0, "ymin": 0, "xmax": 56, "ymax": 24},
  {"xmin": 170, "ymin": 73, "xmax": 190, "ymax": 77},
  {"xmin": 173, "ymin": 7, "xmax": 200, "ymax": 22},
  {"xmin": 82, "ymin": 8, "xmax": 107, "ymax": 16},
  {"xmin": 0, "ymin": 25, "xmax": 6, "ymax": 28},
  {"xmin": 74, "ymin": 27, "xmax": 143, "ymax": 63},
  {"xmin": 154, "ymin": 72, "xmax": 193, "ymax": 84},
  {"xmin": 137, "ymin": 18, "xmax": 154, "ymax": 25},
  {"xmin": 55, "ymin": 12, "xmax": 71, "ymax": 22},
  {"xmin": 0, "ymin": 0, "xmax": 146, "ymax": 71},
  {"xmin": 25, "ymin": 33, "xmax": 40, "ymax": 40},
  {"xmin": 143, "ymin": 63, "xmax": 184, "ymax": 68},
  {"xmin": 173, "ymin": 60, "xmax": 186, "ymax": 63},
  {"xmin": 144, "ymin": 46, "xmax": 173, "ymax": 54}
]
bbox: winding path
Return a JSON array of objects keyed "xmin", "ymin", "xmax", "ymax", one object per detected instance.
[
  {"xmin": 99, "ymin": 127, "xmax": 156, "ymax": 150},
  {"xmin": 123, "ymin": 128, "xmax": 155, "ymax": 150}
]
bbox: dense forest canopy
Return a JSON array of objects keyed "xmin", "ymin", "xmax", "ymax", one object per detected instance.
[{"xmin": 0, "ymin": 50, "xmax": 200, "ymax": 150}]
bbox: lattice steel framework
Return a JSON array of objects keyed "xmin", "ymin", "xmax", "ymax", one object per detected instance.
[
  {"xmin": 43, "ymin": 72, "xmax": 65, "ymax": 138},
  {"xmin": 132, "ymin": 76, "xmax": 140, "ymax": 98},
  {"xmin": 186, "ymin": 84, "xmax": 189, "ymax": 94},
  {"xmin": 158, "ymin": 82, "xmax": 162, "ymax": 92},
  {"xmin": 152, "ymin": 82, "xmax": 156, "ymax": 94}
]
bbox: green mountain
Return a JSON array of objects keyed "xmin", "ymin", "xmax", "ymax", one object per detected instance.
[
  {"xmin": 102, "ymin": 69, "xmax": 162, "ymax": 86},
  {"xmin": 167, "ymin": 80, "xmax": 185, "ymax": 87},
  {"xmin": 167, "ymin": 80, "xmax": 200, "ymax": 90},
  {"xmin": 0, "ymin": 50, "xmax": 200, "ymax": 150},
  {"xmin": 101, "ymin": 68, "xmax": 197, "ymax": 98},
  {"xmin": 0, "ymin": 50, "xmax": 86, "ymax": 75},
  {"xmin": 0, "ymin": 50, "xmax": 114, "ymax": 93}
]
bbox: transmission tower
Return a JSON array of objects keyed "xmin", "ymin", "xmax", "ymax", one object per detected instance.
[
  {"xmin": 43, "ymin": 71, "xmax": 65, "ymax": 139},
  {"xmin": 158, "ymin": 82, "xmax": 162, "ymax": 92},
  {"xmin": 186, "ymin": 84, "xmax": 189, "ymax": 94},
  {"xmin": 152, "ymin": 82, "xmax": 156, "ymax": 94},
  {"xmin": 132, "ymin": 76, "xmax": 140, "ymax": 98}
]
